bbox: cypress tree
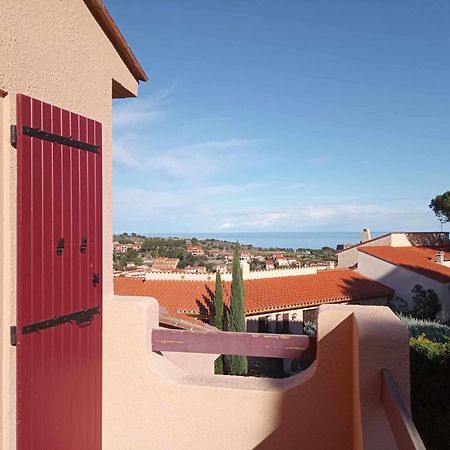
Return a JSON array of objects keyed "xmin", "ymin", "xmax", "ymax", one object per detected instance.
[
  {"xmin": 214, "ymin": 271, "xmax": 225, "ymax": 374},
  {"xmin": 229, "ymin": 243, "xmax": 248, "ymax": 375}
]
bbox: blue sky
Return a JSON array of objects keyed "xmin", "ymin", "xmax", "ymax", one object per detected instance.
[{"xmin": 108, "ymin": 0, "xmax": 450, "ymax": 233}]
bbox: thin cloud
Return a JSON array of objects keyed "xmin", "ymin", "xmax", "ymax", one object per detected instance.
[
  {"xmin": 308, "ymin": 156, "xmax": 332, "ymax": 165},
  {"xmin": 113, "ymin": 135, "xmax": 263, "ymax": 180},
  {"xmin": 112, "ymin": 87, "xmax": 174, "ymax": 127}
]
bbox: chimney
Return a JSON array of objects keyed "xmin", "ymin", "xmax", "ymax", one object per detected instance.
[
  {"xmin": 240, "ymin": 261, "xmax": 251, "ymax": 278},
  {"xmin": 362, "ymin": 228, "xmax": 372, "ymax": 242},
  {"xmin": 436, "ymin": 251, "xmax": 445, "ymax": 264}
]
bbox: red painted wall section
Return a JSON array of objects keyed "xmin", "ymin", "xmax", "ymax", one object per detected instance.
[{"xmin": 16, "ymin": 94, "xmax": 102, "ymax": 450}]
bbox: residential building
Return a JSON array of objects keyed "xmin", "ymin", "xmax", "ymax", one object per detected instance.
[
  {"xmin": 114, "ymin": 269, "xmax": 393, "ymax": 332},
  {"xmin": 276, "ymin": 257, "xmax": 290, "ymax": 268},
  {"xmin": 187, "ymin": 245, "xmax": 205, "ymax": 256},
  {"xmin": 356, "ymin": 245, "xmax": 450, "ymax": 321},
  {"xmin": 337, "ymin": 230, "xmax": 449, "ymax": 268},
  {"xmin": 240, "ymin": 251, "xmax": 252, "ymax": 262},
  {"xmin": 151, "ymin": 257, "xmax": 180, "ymax": 271},
  {"xmin": 183, "ymin": 266, "xmax": 207, "ymax": 274}
]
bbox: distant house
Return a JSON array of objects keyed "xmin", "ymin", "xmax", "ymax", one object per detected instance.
[
  {"xmin": 356, "ymin": 245, "xmax": 450, "ymax": 321},
  {"xmin": 187, "ymin": 245, "xmax": 205, "ymax": 256},
  {"xmin": 215, "ymin": 264, "xmax": 228, "ymax": 274},
  {"xmin": 265, "ymin": 259, "xmax": 275, "ymax": 271},
  {"xmin": 114, "ymin": 242, "xmax": 141, "ymax": 253},
  {"xmin": 337, "ymin": 231, "xmax": 449, "ymax": 268},
  {"xmin": 310, "ymin": 261, "xmax": 336, "ymax": 270},
  {"xmin": 240, "ymin": 251, "xmax": 252, "ymax": 262},
  {"xmin": 207, "ymin": 249, "xmax": 221, "ymax": 258},
  {"xmin": 183, "ymin": 266, "xmax": 207, "ymax": 274},
  {"xmin": 276, "ymin": 257, "xmax": 290, "ymax": 268},
  {"xmin": 151, "ymin": 257, "xmax": 180, "ymax": 271}
]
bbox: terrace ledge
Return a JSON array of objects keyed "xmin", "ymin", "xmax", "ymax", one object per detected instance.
[{"xmin": 103, "ymin": 296, "xmax": 410, "ymax": 450}]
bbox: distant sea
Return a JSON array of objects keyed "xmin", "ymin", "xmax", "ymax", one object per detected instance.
[{"xmin": 145, "ymin": 231, "xmax": 387, "ymax": 250}]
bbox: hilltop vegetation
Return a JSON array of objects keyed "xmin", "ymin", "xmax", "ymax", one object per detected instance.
[{"xmin": 113, "ymin": 233, "xmax": 337, "ymax": 272}]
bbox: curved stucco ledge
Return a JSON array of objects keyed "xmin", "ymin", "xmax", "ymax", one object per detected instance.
[{"xmin": 103, "ymin": 296, "xmax": 409, "ymax": 450}]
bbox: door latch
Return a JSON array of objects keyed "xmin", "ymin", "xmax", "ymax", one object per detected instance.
[
  {"xmin": 80, "ymin": 237, "xmax": 87, "ymax": 254},
  {"xmin": 56, "ymin": 238, "xmax": 64, "ymax": 256},
  {"xmin": 92, "ymin": 272, "xmax": 100, "ymax": 287}
]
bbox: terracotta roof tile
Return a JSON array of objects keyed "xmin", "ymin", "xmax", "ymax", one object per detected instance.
[
  {"xmin": 359, "ymin": 246, "xmax": 450, "ymax": 283},
  {"xmin": 114, "ymin": 270, "xmax": 393, "ymax": 317}
]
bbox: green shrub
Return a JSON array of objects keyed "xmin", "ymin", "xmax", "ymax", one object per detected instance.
[
  {"xmin": 399, "ymin": 314, "xmax": 450, "ymax": 343},
  {"xmin": 411, "ymin": 284, "xmax": 441, "ymax": 321},
  {"xmin": 410, "ymin": 335, "xmax": 450, "ymax": 450}
]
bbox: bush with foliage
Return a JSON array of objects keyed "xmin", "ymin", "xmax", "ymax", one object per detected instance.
[
  {"xmin": 409, "ymin": 334, "xmax": 450, "ymax": 450},
  {"xmin": 399, "ymin": 314, "xmax": 450, "ymax": 343},
  {"xmin": 411, "ymin": 284, "xmax": 441, "ymax": 321}
]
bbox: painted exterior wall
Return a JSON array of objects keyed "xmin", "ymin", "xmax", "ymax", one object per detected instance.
[
  {"xmin": 144, "ymin": 265, "xmax": 319, "ymax": 282},
  {"xmin": 103, "ymin": 299, "xmax": 410, "ymax": 449},
  {"xmin": 337, "ymin": 233, "xmax": 411, "ymax": 268},
  {"xmin": 356, "ymin": 251, "xmax": 450, "ymax": 321},
  {"xmin": 246, "ymin": 296, "xmax": 390, "ymax": 335},
  {"xmin": 0, "ymin": 2, "xmax": 139, "ymax": 448}
]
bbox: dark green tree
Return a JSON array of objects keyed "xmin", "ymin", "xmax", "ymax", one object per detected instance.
[
  {"xmin": 430, "ymin": 191, "xmax": 450, "ymax": 223},
  {"xmin": 411, "ymin": 285, "xmax": 441, "ymax": 321},
  {"xmin": 228, "ymin": 243, "xmax": 248, "ymax": 375},
  {"xmin": 214, "ymin": 271, "xmax": 225, "ymax": 374}
]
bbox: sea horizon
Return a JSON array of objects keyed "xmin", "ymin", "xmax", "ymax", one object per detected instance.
[{"xmin": 140, "ymin": 231, "xmax": 390, "ymax": 250}]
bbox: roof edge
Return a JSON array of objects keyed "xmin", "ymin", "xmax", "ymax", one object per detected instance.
[
  {"xmin": 337, "ymin": 233, "xmax": 392, "ymax": 253},
  {"xmin": 83, "ymin": 0, "xmax": 148, "ymax": 82}
]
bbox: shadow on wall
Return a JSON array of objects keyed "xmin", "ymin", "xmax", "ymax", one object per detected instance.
[
  {"xmin": 195, "ymin": 283, "xmax": 231, "ymax": 324},
  {"xmin": 253, "ymin": 313, "xmax": 357, "ymax": 450}
]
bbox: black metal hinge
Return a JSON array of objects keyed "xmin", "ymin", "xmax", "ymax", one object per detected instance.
[
  {"xmin": 21, "ymin": 306, "xmax": 100, "ymax": 335},
  {"xmin": 22, "ymin": 126, "xmax": 99, "ymax": 153},
  {"xmin": 10, "ymin": 326, "xmax": 16, "ymax": 346},
  {"xmin": 10, "ymin": 125, "xmax": 17, "ymax": 148}
]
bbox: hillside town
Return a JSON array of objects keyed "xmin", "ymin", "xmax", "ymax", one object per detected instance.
[
  {"xmin": 114, "ymin": 229, "xmax": 450, "ymax": 328},
  {"xmin": 113, "ymin": 234, "xmax": 337, "ymax": 277}
]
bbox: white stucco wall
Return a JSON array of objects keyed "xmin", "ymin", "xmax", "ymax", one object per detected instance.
[
  {"xmin": 356, "ymin": 251, "xmax": 450, "ymax": 321},
  {"xmin": 245, "ymin": 295, "xmax": 391, "ymax": 335},
  {"xmin": 337, "ymin": 233, "xmax": 411, "ymax": 268},
  {"xmin": 0, "ymin": 2, "xmax": 140, "ymax": 448},
  {"xmin": 246, "ymin": 307, "xmax": 306, "ymax": 334},
  {"xmin": 144, "ymin": 266, "xmax": 319, "ymax": 282}
]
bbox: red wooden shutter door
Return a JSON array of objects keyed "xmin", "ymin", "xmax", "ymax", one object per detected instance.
[{"xmin": 16, "ymin": 94, "xmax": 103, "ymax": 450}]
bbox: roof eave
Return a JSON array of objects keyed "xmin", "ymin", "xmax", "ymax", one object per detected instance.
[{"xmin": 83, "ymin": 0, "xmax": 148, "ymax": 82}]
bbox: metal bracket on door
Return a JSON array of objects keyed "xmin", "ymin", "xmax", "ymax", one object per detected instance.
[
  {"xmin": 80, "ymin": 237, "xmax": 87, "ymax": 254},
  {"xmin": 10, "ymin": 326, "xmax": 17, "ymax": 346},
  {"xmin": 21, "ymin": 306, "xmax": 100, "ymax": 335},
  {"xmin": 56, "ymin": 238, "xmax": 64, "ymax": 256},
  {"xmin": 10, "ymin": 125, "xmax": 17, "ymax": 148}
]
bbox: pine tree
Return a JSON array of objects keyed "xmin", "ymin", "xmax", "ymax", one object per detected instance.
[
  {"xmin": 229, "ymin": 243, "xmax": 248, "ymax": 375},
  {"xmin": 214, "ymin": 271, "xmax": 225, "ymax": 374}
]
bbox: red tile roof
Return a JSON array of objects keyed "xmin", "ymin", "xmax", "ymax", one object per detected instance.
[
  {"xmin": 359, "ymin": 246, "xmax": 450, "ymax": 283},
  {"xmin": 114, "ymin": 270, "xmax": 393, "ymax": 317}
]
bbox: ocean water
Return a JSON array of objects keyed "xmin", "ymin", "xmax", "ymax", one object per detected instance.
[{"xmin": 146, "ymin": 231, "xmax": 387, "ymax": 250}]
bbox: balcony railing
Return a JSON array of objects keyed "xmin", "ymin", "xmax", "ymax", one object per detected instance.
[
  {"xmin": 152, "ymin": 328, "xmax": 316, "ymax": 360},
  {"xmin": 153, "ymin": 329, "xmax": 425, "ymax": 450},
  {"xmin": 381, "ymin": 369, "xmax": 426, "ymax": 450}
]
